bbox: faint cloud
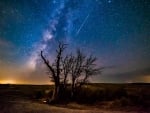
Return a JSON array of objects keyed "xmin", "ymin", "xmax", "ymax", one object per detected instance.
[
  {"xmin": 0, "ymin": 38, "xmax": 13, "ymax": 48},
  {"xmin": 104, "ymin": 67, "xmax": 150, "ymax": 83},
  {"xmin": 0, "ymin": 39, "xmax": 16, "ymax": 60},
  {"xmin": 108, "ymin": 0, "xmax": 112, "ymax": 3}
]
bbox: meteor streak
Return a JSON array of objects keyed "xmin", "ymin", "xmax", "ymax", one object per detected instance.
[{"xmin": 76, "ymin": 13, "xmax": 90, "ymax": 36}]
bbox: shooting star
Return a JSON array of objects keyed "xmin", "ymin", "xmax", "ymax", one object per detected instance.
[{"xmin": 75, "ymin": 13, "xmax": 90, "ymax": 36}]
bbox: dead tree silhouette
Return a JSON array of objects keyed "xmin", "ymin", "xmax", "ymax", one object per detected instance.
[
  {"xmin": 41, "ymin": 42, "xmax": 101, "ymax": 103},
  {"xmin": 41, "ymin": 42, "xmax": 66, "ymax": 103},
  {"xmin": 69, "ymin": 49, "xmax": 101, "ymax": 98}
]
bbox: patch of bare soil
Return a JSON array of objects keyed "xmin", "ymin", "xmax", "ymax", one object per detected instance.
[
  {"xmin": 0, "ymin": 84, "xmax": 150, "ymax": 113},
  {"xmin": 0, "ymin": 99, "xmax": 149, "ymax": 113}
]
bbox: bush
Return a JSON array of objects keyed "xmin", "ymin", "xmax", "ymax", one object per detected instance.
[
  {"xmin": 114, "ymin": 97, "xmax": 133, "ymax": 107},
  {"xmin": 34, "ymin": 90, "xmax": 45, "ymax": 99}
]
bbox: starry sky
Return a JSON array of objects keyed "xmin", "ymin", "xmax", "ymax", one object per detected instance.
[{"xmin": 0, "ymin": 0, "xmax": 150, "ymax": 84}]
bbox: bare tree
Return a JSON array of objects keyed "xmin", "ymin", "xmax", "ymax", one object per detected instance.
[
  {"xmin": 41, "ymin": 42, "xmax": 66, "ymax": 102},
  {"xmin": 78, "ymin": 55, "xmax": 102, "ymax": 87},
  {"xmin": 69, "ymin": 49, "xmax": 86, "ymax": 97},
  {"xmin": 61, "ymin": 54, "xmax": 74, "ymax": 89},
  {"xmin": 41, "ymin": 42, "xmax": 101, "ymax": 102},
  {"xmin": 69, "ymin": 50, "xmax": 102, "ymax": 98}
]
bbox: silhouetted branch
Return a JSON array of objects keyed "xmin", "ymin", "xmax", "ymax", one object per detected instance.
[{"xmin": 41, "ymin": 51, "xmax": 56, "ymax": 80}]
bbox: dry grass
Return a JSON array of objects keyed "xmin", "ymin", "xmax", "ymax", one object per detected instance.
[
  {"xmin": 0, "ymin": 83, "xmax": 150, "ymax": 113},
  {"xmin": 0, "ymin": 100, "xmax": 142, "ymax": 113}
]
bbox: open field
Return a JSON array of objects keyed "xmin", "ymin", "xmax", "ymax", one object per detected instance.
[{"xmin": 0, "ymin": 83, "xmax": 150, "ymax": 113}]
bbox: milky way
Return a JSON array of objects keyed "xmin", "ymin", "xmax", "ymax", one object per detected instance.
[
  {"xmin": 27, "ymin": 0, "xmax": 94, "ymax": 71},
  {"xmin": 0, "ymin": 0, "xmax": 150, "ymax": 84}
]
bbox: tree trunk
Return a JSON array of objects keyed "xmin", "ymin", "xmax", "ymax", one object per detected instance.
[
  {"xmin": 50, "ymin": 84, "xmax": 59, "ymax": 103},
  {"xmin": 51, "ymin": 76, "xmax": 60, "ymax": 103},
  {"xmin": 63, "ymin": 74, "xmax": 67, "ymax": 89},
  {"xmin": 71, "ymin": 78, "xmax": 75, "ymax": 99}
]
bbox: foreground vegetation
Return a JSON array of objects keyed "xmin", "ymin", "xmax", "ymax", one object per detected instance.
[{"xmin": 0, "ymin": 83, "xmax": 150, "ymax": 113}]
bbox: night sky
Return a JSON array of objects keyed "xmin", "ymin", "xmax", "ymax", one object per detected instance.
[{"xmin": 0, "ymin": 0, "xmax": 150, "ymax": 84}]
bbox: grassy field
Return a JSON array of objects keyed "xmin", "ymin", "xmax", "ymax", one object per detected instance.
[{"xmin": 0, "ymin": 83, "xmax": 150, "ymax": 113}]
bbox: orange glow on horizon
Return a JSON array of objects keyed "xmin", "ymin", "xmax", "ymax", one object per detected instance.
[
  {"xmin": 0, "ymin": 79, "xmax": 53, "ymax": 85},
  {"xmin": 0, "ymin": 79, "xmax": 16, "ymax": 84},
  {"xmin": 140, "ymin": 75, "xmax": 150, "ymax": 83}
]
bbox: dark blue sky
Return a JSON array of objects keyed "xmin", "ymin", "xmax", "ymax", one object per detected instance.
[{"xmin": 0, "ymin": 0, "xmax": 150, "ymax": 84}]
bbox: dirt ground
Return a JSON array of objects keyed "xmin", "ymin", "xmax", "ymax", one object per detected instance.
[
  {"xmin": 0, "ymin": 84, "xmax": 149, "ymax": 113},
  {"xmin": 0, "ymin": 99, "xmax": 148, "ymax": 113}
]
